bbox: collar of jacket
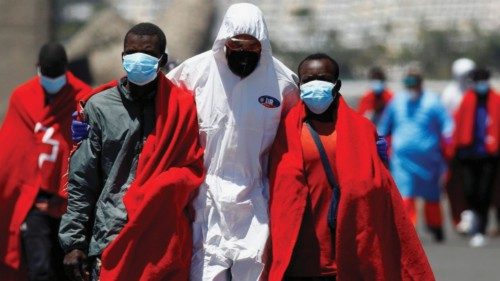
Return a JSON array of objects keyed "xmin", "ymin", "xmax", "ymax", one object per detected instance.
[{"xmin": 118, "ymin": 77, "xmax": 156, "ymax": 102}]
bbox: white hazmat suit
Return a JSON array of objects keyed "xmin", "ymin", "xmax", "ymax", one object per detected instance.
[{"xmin": 167, "ymin": 3, "xmax": 299, "ymax": 280}]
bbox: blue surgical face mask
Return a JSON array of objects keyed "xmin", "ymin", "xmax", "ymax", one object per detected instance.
[
  {"xmin": 300, "ymin": 80, "xmax": 335, "ymax": 114},
  {"xmin": 123, "ymin": 52, "xmax": 161, "ymax": 86},
  {"xmin": 474, "ymin": 80, "xmax": 489, "ymax": 96},
  {"xmin": 371, "ymin": 80, "xmax": 385, "ymax": 95},
  {"xmin": 403, "ymin": 76, "xmax": 418, "ymax": 88},
  {"xmin": 38, "ymin": 69, "xmax": 67, "ymax": 94}
]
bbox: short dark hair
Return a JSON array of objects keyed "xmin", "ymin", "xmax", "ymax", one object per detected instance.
[
  {"xmin": 369, "ymin": 67, "xmax": 386, "ymax": 81},
  {"xmin": 125, "ymin": 22, "xmax": 167, "ymax": 53},
  {"xmin": 471, "ymin": 68, "xmax": 490, "ymax": 81},
  {"xmin": 38, "ymin": 42, "xmax": 68, "ymax": 68},
  {"xmin": 298, "ymin": 53, "xmax": 340, "ymax": 80}
]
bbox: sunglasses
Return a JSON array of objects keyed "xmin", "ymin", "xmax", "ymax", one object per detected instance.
[{"xmin": 225, "ymin": 35, "xmax": 262, "ymax": 53}]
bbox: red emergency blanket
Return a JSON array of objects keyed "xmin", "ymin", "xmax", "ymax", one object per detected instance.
[
  {"xmin": 452, "ymin": 89, "xmax": 500, "ymax": 155},
  {"xmin": 269, "ymin": 97, "xmax": 434, "ymax": 280},
  {"xmin": 357, "ymin": 90, "xmax": 393, "ymax": 116},
  {"xmin": 0, "ymin": 72, "xmax": 91, "ymax": 272}
]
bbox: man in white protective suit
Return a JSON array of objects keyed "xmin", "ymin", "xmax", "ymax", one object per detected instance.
[{"xmin": 167, "ymin": 3, "xmax": 299, "ymax": 280}]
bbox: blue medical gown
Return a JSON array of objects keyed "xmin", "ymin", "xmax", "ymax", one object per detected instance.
[{"xmin": 378, "ymin": 91, "xmax": 453, "ymax": 201}]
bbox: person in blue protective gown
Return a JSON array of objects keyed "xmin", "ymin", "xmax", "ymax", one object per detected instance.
[{"xmin": 378, "ymin": 68, "xmax": 454, "ymax": 242}]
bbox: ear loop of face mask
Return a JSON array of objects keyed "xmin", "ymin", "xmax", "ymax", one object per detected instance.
[{"xmin": 158, "ymin": 53, "xmax": 167, "ymax": 72}]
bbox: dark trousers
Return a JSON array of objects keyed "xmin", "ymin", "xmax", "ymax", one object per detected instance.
[
  {"xmin": 445, "ymin": 159, "xmax": 469, "ymax": 225},
  {"xmin": 21, "ymin": 209, "xmax": 67, "ymax": 281},
  {"xmin": 460, "ymin": 157, "xmax": 498, "ymax": 234}
]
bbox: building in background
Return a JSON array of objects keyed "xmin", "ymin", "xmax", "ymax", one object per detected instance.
[
  {"xmin": 241, "ymin": 0, "xmax": 500, "ymax": 51},
  {"xmin": 0, "ymin": 0, "xmax": 51, "ymax": 117},
  {"xmin": 106, "ymin": 0, "xmax": 173, "ymax": 23},
  {"xmin": 2, "ymin": 0, "xmax": 500, "ymax": 118},
  {"xmin": 61, "ymin": 0, "xmax": 214, "ymax": 85},
  {"xmin": 207, "ymin": 0, "xmax": 500, "ymax": 79}
]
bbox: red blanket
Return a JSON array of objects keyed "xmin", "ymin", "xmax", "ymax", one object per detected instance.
[
  {"xmin": 452, "ymin": 90, "xmax": 500, "ymax": 155},
  {"xmin": 97, "ymin": 75, "xmax": 204, "ymax": 280},
  {"xmin": 73, "ymin": 79, "xmax": 119, "ymax": 130},
  {"xmin": 0, "ymin": 72, "xmax": 91, "ymax": 272},
  {"xmin": 269, "ymin": 97, "xmax": 434, "ymax": 281},
  {"xmin": 357, "ymin": 90, "xmax": 393, "ymax": 116}
]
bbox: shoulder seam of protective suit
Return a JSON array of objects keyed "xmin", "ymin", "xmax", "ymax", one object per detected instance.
[
  {"xmin": 183, "ymin": 50, "xmax": 212, "ymax": 64},
  {"xmin": 272, "ymin": 58, "xmax": 297, "ymax": 76},
  {"xmin": 274, "ymin": 68, "xmax": 298, "ymax": 85},
  {"xmin": 175, "ymin": 52, "xmax": 213, "ymax": 78}
]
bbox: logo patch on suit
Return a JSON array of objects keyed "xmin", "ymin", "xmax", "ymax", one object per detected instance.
[{"xmin": 258, "ymin": 95, "xmax": 280, "ymax": 108}]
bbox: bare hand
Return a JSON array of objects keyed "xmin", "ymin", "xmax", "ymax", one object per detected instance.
[
  {"xmin": 34, "ymin": 196, "xmax": 66, "ymax": 218},
  {"xmin": 63, "ymin": 249, "xmax": 90, "ymax": 281}
]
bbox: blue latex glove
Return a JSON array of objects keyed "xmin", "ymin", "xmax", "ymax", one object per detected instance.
[
  {"xmin": 376, "ymin": 135, "xmax": 389, "ymax": 165},
  {"xmin": 71, "ymin": 111, "xmax": 90, "ymax": 143}
]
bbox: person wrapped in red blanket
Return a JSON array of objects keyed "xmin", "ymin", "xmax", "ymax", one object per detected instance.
[
  {"xmin": 450, "ymin": 68, "xmax": 500, "ymax": 247},
  {"xmin": 0, "ymin": 43, "xmax": 91, "ymax": 280},
  {"xmin": 58, "ymin": 23, "xmax": 204, "ymax": 281},
  {"xmin": 269, "ymin": 54, "xmax": 434, "ymax": 280},
  {"xmin": 357, "ymin": 67, "xmax": 393, "ymax": 127}
]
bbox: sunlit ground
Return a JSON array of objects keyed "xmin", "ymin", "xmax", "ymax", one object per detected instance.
[{"xmin": 417, "ymin": 199, "xmax": 500, "ymax": 281}]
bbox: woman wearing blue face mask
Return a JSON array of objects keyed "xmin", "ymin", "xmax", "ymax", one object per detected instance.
[
  {"xmin": 268, "ymin": 53, "xmax": 434, "ymax": 281},
  {"xmin": 358, "ymin": 67, "xmax": 394, "ymax": 127},
  {"xmin": 451, "ymin": 68, "xmax": 500, "ymax": 247}
]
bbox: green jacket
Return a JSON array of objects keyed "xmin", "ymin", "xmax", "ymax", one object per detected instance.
[{"xmin": 59, "ymin": 78, "xmax": 156, "ymax": 256}]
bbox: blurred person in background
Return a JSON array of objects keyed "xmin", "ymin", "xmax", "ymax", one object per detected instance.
[
  {"xmin": 442, "ymin": 58, "xmax": 476, "ymax": 232},
  {"xmin": 0, "ymin": 43, "xmax": 91, "ymax": 281},
  {"xmin": 358, "ymin": 67, "xmax": 393, "ymax": 126},
  {"xmin": 268, "ymin": 53, "xmax": 434, "ymax": 281},
  {"xmin": 451, "ymin": 68, "xmax": 500, "ymax": 247},
  {"xmin": 378, "ymin": 68, "xmax": 454, "ymax": 242}
]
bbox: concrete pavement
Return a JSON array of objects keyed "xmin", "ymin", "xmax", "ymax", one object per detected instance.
[{"xmin": 417, "ymin": 200, "xmax": 500, "ymax": 281}]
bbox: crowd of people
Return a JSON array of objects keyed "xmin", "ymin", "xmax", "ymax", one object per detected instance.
[
  {"xmin": 358, "ymin": 59, "xmax": 500, "ymax": 248},
  {"xmin": 0, "ymin": 2, "xmax": 498, "ymax": 281}
]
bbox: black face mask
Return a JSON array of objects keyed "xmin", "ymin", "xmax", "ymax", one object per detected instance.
[{"xmin": 226, "ymin": 50, "xmax": 260, "ymax": 78}]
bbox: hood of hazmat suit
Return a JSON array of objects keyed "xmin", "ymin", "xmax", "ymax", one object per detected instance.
[
  {"xmin": 442, "ymin": 58, "xmax": 476, "ymax": 114},
  {"xmin": 452, "ymin": 58, "xmax": 475, "ymax": 79},
  {"xmin": 167, "ymin": 3, "xmax": 299, "ymax": 280}
]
